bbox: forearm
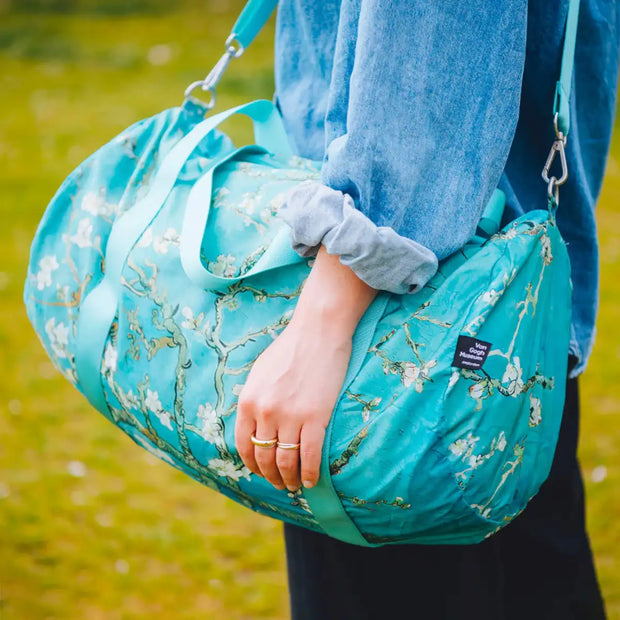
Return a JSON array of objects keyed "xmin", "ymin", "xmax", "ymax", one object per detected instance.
[{"xmin": 290, "ymin": 244, "xmax": 378, "ymax": 339}]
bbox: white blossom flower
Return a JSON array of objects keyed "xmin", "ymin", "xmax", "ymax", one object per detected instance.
[
  {"xmin": 402, "ymin": 362, "xmax": 420, "ymax": 388},
  {"xmin": 448, "ymin": 371, "xmax": 460, "ymax": 389},
  {"xmin": 153, "ymin": 228, "xmax": 180, "ymax": 254},
  {"xmin": 288, "ymin": 489, "xmax": 312, "ymax": 513},
  {"xmin": 154, "ymin": 409, "xmax": 173, "ymax": 431},
  {"xmin": 263, "ymin": 192, "xmax": 287, "ymax": 219},
  {"xmin": 197, "ymin": 402, "xmax": 219, "ymax": 443},
  {"xmin": 497, "ymin": 227, "xmax": 518, "ymax": 240},
  {"xmin": 81, "ymin": 190, "xmax": 117, "ymax": 218},
  {"xmin": 144, "ymin": 390, "xmax": 173, "ymax": 430},
  {"xmin": 69, "ymin": 218, "xmax": 94, "ymax": 248},
  {"xmin": 540, "ymin": 234, "xmax": 553, "ymax": 266},
  {"xmin": 502, "ymin": 357, "xmax": 525, "ymax": 396},
  {"xmin": 238, "ymin": 192, "xmax": 258, "ymax": 215},
  {"xmin": 214, "ymin": 186, "xmax": 231, "ymax": 201},
  {"xmin": 469, "ymin": 382, "xmax": 486, "ymax": 400},
  {"xmin": 118, "ymin": 389, "xmax": 139, "ymax": 411},
  {"xmin": 449, "ymin": 439, "xmax": 468, "ymax": 457},
  {"xmin": 481, "ymin": 289, "xmax": 501, "ymax": 306},
  {"xmin": 103, "ymin": 342, "xmax": 118, "ymax": 372},
  {"xmin": 210, "ymin": 254, "xmax": 237, "ymax": 277},
  {"xmin": 496, "ymin": 432, "xmax": 507, "ymax": 452},
  {"xmin": 35, "ymin": 255, "xmax": 59, "ymax": 290},
  {"xmin": 449, "ymin": 433, "xmax": 479, "ymax": 458},
  {"xmin": 232, "ymin": 383, "xmax": 244, "ymax": 396},
  {"xmin": 208, "ymin": 458, "xmax": 252, "ymax": 481},
  {"xmin": 181, "ymin": 306, "xmax": 204, "ymax": 330},
  {"xmin": 401, "ymin": 359, "xmax": 436, "ymax": 393},
  {"xmin": 45, "ymin": 317, "xmax": 70, "ymax": 359},
  {"xmin": 145, "ymin": 389, "xmax": 162, "ymax": 413},
  {"xmin": 529, "ymin": 393, "xmax": 542, "ymax": 427}
]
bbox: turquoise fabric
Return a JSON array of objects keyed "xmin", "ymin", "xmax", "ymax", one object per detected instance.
[{"xmin": 24, "ymin": 95, "xmax": 572, "ymax": 545}]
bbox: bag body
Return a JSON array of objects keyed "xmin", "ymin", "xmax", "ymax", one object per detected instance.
[{"xmin": 24, "ymin": 94, "xmax": 572, "ymax": 546}]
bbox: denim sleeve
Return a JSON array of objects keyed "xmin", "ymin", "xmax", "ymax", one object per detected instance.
[{"xmin": 277, "ymin": 0, "xmax": 527, "ymax": 295}]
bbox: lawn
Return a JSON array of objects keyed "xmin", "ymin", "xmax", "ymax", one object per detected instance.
[{"xmin": 1, "ymin": 2, "xmax": 619, "ymax": 618}]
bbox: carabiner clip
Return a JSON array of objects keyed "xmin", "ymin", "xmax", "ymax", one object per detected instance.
[
  {"xmin": 542, "ymin": 137, "xmax": 568, "ymax": 188},
  {"xmin": 184, "ymin": 34, "xmax": 245, "ymax": 108}
]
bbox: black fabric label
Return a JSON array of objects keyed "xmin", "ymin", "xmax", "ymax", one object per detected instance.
[{"xmin": 452, "ymin": 335, "xmax": 492, "ymax": 370}]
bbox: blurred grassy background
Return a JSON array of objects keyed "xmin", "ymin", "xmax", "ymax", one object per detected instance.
[{"xmin": 0, "ymin": 1, "xmax": 619, "ymax": 618}]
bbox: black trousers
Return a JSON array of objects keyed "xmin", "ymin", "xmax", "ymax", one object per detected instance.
[{"xmin": 284, "ymin": 361, "xmax": 606, "ymax": 620}]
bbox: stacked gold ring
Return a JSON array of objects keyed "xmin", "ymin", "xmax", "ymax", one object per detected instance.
[
  {"xmin": 250, "ymin": 433, "xmax": 278, "ymax": 448},
  {"xmin": 276, "ymin": 441, "xmax": 301, "ymax": 450}
]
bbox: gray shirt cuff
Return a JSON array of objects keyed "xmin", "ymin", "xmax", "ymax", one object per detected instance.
[{"xmin": 278, "ymin": 180, "xmax": 439, "ymax": 294}]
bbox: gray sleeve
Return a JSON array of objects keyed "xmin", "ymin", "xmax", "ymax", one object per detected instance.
[{"xmin": 279, "ymin": 180, "xmax": 439, "ymax": 294}]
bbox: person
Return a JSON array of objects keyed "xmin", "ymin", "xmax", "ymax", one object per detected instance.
[{"xmin": 234, "ymin": 1, "xmax": 620, "ymax": 618}]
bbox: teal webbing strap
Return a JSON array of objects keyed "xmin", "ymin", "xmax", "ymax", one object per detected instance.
[
  {"xmin": 231, "ymin": 0, "xmax": 278, "ymax": 50},
  {"xmin": 180, "ymin": 147, "xmax": 305, "ymax": 292},
  {"xmin": 230, "ymin": 0, "xmax": 580, "ymax": 137},
  {"xmin": 553, "ymin": 0, "xmax": 581, "ymax": 136},
  {"xmin": 303, "ymin": 292, "xmax": 391, "ymax": 547},
  {"xmin": 75, "ymin": 99, "xmax": 291, "ymax": 415}
]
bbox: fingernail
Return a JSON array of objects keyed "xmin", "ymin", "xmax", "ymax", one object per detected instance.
[
  {"xmin": 302, "ymin": 480, "xmax": 315, "ymax": 489},
  {"xmin": 275, "ymin": 484, "xmax": 286, "ymax": 491},
  {"xmin": 286, "ymin": 485, "xmax": 300, "ymax": 493}
]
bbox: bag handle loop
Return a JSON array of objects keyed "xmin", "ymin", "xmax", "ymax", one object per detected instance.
[
  {"xmin": 180, "ymin": 147, "xmax": 306, "ymax": 292},
  {"xmin": 75, "ymin": 99, "xmax": 291, "ymax": 416}
]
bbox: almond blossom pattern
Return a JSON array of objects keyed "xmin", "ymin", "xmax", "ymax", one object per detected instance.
[
  {"xmin": 24, "ymin": 99, "xmax": 570, "ymax": 544},
  {"xmin": 34, "ymin": 255, "xmax": 59, "ymax": 291}
]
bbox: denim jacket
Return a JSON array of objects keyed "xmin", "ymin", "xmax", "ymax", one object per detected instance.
[{"xmin": 273, "ymin": 0, "xmax": 620, "ymax": 378}]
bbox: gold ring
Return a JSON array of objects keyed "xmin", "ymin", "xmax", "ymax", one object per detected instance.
[
  {"xmin": 276, "ymin": 441, "xmax": 301, "ymax": 450},
  {"xmin": 250, "ymin": 433, "xmax": 278, "ymax": 448}
]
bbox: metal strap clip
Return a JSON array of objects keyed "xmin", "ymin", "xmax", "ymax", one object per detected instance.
[
  {"xmin": 184, "ymin": 34, "xmax": 245, "ymax": 109},
  {"xmin": 542, "ymin": 113, "xmax": 569, "ymax": 207}
]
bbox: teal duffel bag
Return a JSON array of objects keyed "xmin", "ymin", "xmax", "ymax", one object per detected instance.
[{"xmin": 23, "ymin": 0, "xmax": 578, "ymax": 546}]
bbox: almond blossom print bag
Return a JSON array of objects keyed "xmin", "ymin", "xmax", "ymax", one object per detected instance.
[{"xmin": 23, "ymin": 0, "xmax": 578, "ymax": 546}]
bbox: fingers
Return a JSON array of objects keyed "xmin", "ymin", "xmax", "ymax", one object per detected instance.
[
  {"xmin": 237, "ymin": 394, "xmax": 285, "ymax": 489},
  {"xmin": 299, "ymin": 424, "xmax": 325, "ymax": 489},
  {"xmin": 253, "ymin": 418, "xmax": 285, "ymax": 490},
  {"xmin": 275, "ymin": 424, "xmax": 302, "ymax": 492},
  {"xmin": 234, "ymin": 409, "xmax": 260, "ymax": 477},
  {"xmin": 235, "ymin": 396, "xmax": 324, "ymax": 493}
]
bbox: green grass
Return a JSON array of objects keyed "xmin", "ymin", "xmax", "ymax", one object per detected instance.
[{"xmin": 1, "ymin": 3, "xmax": 619, "ymax": 618}]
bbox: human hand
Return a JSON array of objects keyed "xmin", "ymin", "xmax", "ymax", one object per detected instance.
[
  {"xmin": 234, "ymin": 315, "xmax": 353, "ymax": 491},
  {"xmin": 234, "ymin": 245, "xmax": 378, "ymax": 492}
]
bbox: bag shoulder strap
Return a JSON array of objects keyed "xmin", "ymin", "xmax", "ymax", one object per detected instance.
[
  {"xmin": 224, "ymin": 0, "xmax": 580, "ymax": 134},
  {"xmin": 554, "ymin": 0, "xmax": 581, "ymax": 136}
]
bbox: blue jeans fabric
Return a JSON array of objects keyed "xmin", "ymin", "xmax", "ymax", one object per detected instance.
[
  {"xmin": 273, "ymin": 0, "xmax": 620, "ymax": 378},
  {"xmin": 283, "ymin": 357, "xmax": 606, "ymax": 619}
]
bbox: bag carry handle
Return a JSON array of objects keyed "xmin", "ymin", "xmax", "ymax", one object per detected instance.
[
  {"xmin": 181, "ymin": 169, "xmax": 506, "ymax": 293},
  {"xmin": 180, "ymin": 146, "xmax": 305, "ymax": 292},
  {"xmin": 75, "ymin": 99, "xmax": 292, "ymax": 416}
]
